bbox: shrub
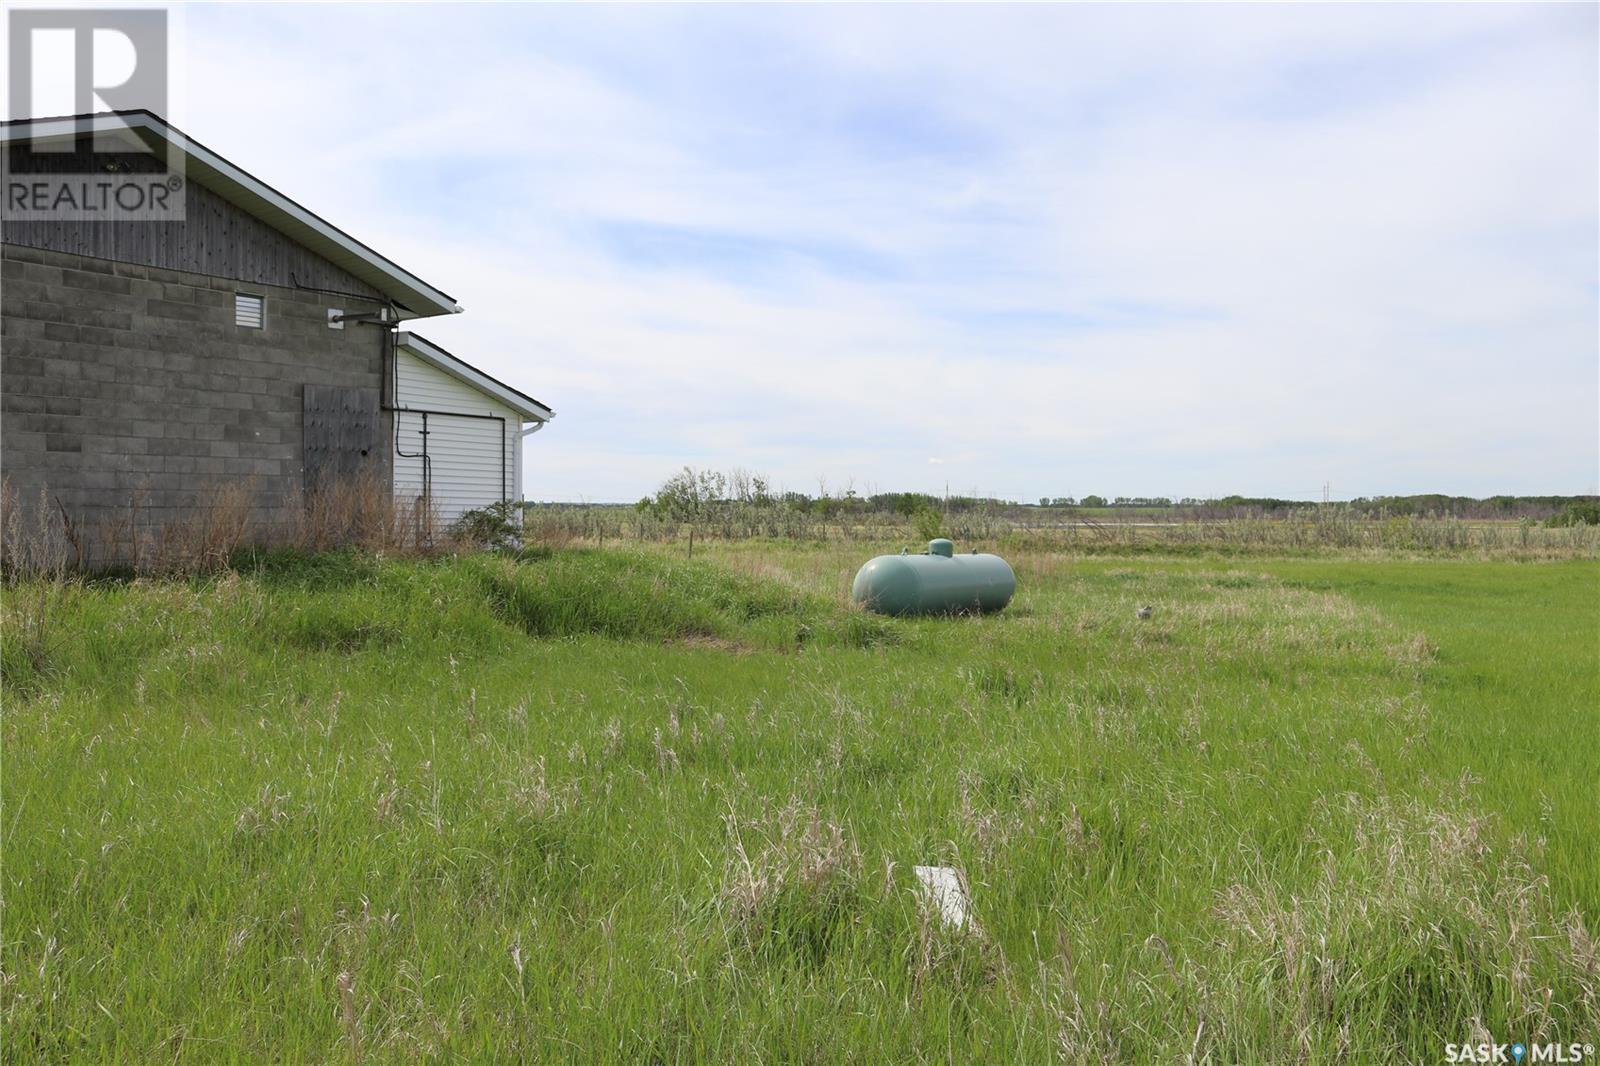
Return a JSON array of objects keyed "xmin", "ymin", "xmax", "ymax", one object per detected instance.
[
  {"xmin": 451, "ymin": 501, "xmax": 522, "ymax": 550},
  {"xmin": 1547, "ymin": 501, "xmax": 1600, "ymax": 528},
  {"xmin": 911, "ymin": 507, "xmax": 945, "ymax": 543}
]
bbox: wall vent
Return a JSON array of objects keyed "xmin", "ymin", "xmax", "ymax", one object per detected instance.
[{"xmin": 235, "ymin": 293, "xmax": 264, "ymax": 328}]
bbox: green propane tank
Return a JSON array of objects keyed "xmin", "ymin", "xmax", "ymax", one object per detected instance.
[{"xmin": 851, "ymin": 539, "xmax": 1016, "ymax": 617}]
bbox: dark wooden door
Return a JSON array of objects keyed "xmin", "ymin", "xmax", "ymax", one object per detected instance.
[{"xmin": 302, "ymin": 385, "xmax": 381, "ymax": 493}]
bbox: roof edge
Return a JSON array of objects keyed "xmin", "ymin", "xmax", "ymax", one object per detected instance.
[
  {"xmin": 2, "ymin": 110, "xmax": 463, "ymax": 319},
  {"xmin": 395, "ymin": 332, "xmax": 554, "ymax": 422}
]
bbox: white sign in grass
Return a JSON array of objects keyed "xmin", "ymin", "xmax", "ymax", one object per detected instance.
[{"xmin": 913, "ymin": 865, "xmax": 973, "ymax": 931}]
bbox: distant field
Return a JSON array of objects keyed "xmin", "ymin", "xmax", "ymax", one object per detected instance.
[
  {"xmin": 3, "ymin": 542, "xmax": 1597, "ymax": 1061},
  {"xmin": 523, "ymin": 502, "xmax": 1600, "ymax": 560}
]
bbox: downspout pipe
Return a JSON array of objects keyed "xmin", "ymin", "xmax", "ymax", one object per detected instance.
[{"xmin": 512, "ymin": 420, "xmax": 550, "ymax": 524}]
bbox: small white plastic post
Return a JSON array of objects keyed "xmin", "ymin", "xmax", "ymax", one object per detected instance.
[{"xmin": 913, "ymin": 865, "xmax": 972, "ymax": 930}]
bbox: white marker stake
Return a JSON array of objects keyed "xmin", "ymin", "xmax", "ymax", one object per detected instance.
[{"xmin": 913, "ymin": 865, "xmax": 972, "ymax": 931}]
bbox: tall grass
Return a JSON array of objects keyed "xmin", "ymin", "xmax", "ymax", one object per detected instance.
[
  {"xmin": 3, "ymin": 543, "xmax": 1596, "ymax": 1060},
  {"xmin": 477, "ymin": 548, "xmax": 896, "ymax": 649}
]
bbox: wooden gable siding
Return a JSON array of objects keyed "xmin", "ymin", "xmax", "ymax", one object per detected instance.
[{"xmin": 1, "ymin": 146, "xmax": 381, "ymax": 298}]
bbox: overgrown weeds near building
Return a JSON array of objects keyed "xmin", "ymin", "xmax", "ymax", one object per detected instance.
[{"xmin": 1, "ymin": 476, "xmax": 458, "ymax": 580}]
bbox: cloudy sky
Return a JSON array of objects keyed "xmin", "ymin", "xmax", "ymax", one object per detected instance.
[{"xmin": 175, "ymin": 4, "xmax": 1595, "ymax": 501}]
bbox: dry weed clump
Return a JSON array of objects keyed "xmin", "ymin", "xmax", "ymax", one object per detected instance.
[
  {"xmin": 296, "ymin": 477, "xmax": 439, "ymax": 555},
  {"xmin": 516, "ymin": 510, "xmax": 579, "ymax": 552},
  {"xmin": 1207, "ymin": 793, "xmax": 1598, "ymax": 1050},
  {"xmin": 1388, "ymin": 630, "xmax": 1439, "ymax": 676},
  {"xmin": 233, "ymin": 783, "xmax": 293, "ymax": 835},
  {"xmin": 1141, "ymin": 582, "xmax": 1404, "ymax": 669},
  {"xmin": 1041, "ymin": 932, "xmax": 1125, "ymax": 1063},
  {"xmin": 2, "ymin": 477, "xmax": 258, "ymax": 576},
  {"xmin": 1, "ymin": 483, "xmax": 71, "ymax": 580},
  {"xmin": 500, "ymin": 756, "xmax": 579, "ymax": 822},
  {"xmin": 2, "ymin": 474, "xmax": 461, "ymax": 579},
  {"xmin": 952, "ymin": 768, "xmax": 1088, "ymax": 867},
  {"xmin": 150, "ymin": 480, "xmax": 257, "ymax": 576},
  {"xmin": 720, "ymin": 799, "xmax": 863, "ymax": 963}
]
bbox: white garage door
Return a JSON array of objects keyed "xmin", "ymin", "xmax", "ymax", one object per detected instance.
[
  {"xmin": 392, "ymin": 410, "xmax": 507, "ymax": 523},
  {"xmin": 392, "ymin": 348, "xmax": 521, "ymax": 524}
]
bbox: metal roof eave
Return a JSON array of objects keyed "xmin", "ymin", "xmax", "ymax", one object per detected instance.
[
  {"xmin": 1, "ymin": 111, "xmax": 463, "ymax": 319},
  {"xmin": 395, "ymin": 331, "xmax": 554, "ymax": 422}
]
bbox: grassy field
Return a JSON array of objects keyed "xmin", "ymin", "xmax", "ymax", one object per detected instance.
[
  {"xmin": 3, "ymin": 541, "xmax": 1597, "ymax": 1062},
  {"xmin": 523, "ymin": 501, "xmax": 1600, "ymax": 560}
]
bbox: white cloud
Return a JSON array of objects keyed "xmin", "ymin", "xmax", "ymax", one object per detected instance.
[{"xmin": 172, "ymin": 4, "xmax": 1597, "ymax": 500}]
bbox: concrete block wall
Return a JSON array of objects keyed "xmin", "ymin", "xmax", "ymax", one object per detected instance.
[{"xmin": 1, "ymin": 242, "xmax": 393, "ymax": 557}]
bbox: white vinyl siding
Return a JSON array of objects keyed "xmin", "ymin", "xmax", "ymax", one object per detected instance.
[{"xmin": 392, "ymin": 348, "xmax": 523, "ymax": 524}]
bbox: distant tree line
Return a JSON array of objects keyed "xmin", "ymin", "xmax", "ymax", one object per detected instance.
[
  {"xmin": 635, "ymin": 469, "xmax": 1016, "ymax": 521},
  {"xmin": 524, "ymin": 470, "xmax": 1600, "ymax": 552},
  {"xmin": 601, "ymin": 469, "xmax": 1600, "ymax": 527},
  {"xmin": 1039, "ymin": 496, "xmax": 1176, "ymax": 508},
  {"xmin": 1031, "ymin": 494, "xmax": 1599, "ymax": 521}
]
